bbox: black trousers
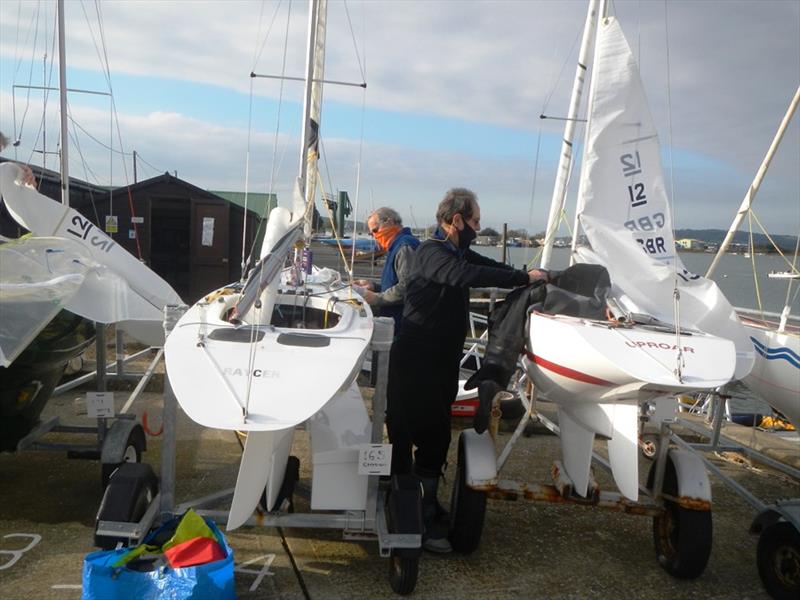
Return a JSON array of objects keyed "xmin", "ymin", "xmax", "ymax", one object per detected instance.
[{"xmin": 386, "ymin": 334, "xmax": 462, "ymax": 476}]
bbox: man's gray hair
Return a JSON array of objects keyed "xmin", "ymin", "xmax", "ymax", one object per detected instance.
[
  {"xmin": 369, "ymin": 206, "xmax": 402, "ymax": 227},
  {"xmin": 436, "ymin": 188, "xmax": 477, "ymax": 225}
]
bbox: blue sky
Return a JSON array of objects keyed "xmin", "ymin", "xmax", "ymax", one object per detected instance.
[{"xmin": 0, "ymin": 0, "xmax": 797, "ymax": 236}]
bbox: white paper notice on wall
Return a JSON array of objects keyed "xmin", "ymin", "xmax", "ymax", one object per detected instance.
[
  {"xmin": 202, "ymin": 217, "xmax": 215, "ymax": 246},
  {"xmin": 358, "ymin": 444, "xmax": 392, "ymax": 476},
  {"xmin": 86, "ymin": 392, "xmax": 115, "ymax": 418}
]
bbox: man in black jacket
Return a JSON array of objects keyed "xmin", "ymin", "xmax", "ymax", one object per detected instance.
[{"xmin": 386, "ymin": 188, "xmax": 548, "ymax": 553}]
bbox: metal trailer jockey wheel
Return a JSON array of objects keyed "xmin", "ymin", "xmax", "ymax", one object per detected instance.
[
  {"xmin": 100, "ymin": 422, "xmax": 146, "ymax": 488},
  {"xmin": 448, "ymin": 432, "xmax": 487, "ymax": 554},
  {"xmin": 94, "ymin": 462, "xmax": 158, "ymax": 549},
  {"xmin": 386, "ymin": 474, "xmax": 422, "ymax": 595},
  {"xmin": 647, "ymin": 455, "xmax": 712, "ymax": 579},
  {"xmin": 757, "ymin": 521, "xmax": 800, "ymax": 600}
]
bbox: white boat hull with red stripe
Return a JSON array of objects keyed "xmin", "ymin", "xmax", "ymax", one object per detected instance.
[
  {"xmin": 523, "ymin": 311, "xmax": 737, "ymax": 500},
  {"xmin": 525, "ymin": 312, "xmax": 737, "ymax": 405}
]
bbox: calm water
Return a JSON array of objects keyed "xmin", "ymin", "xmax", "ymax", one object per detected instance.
[
  {"xmin": 475, "ymin": 246, "xmax": 799, "ymax": 315},
  {"xmin": 475, "ymin": 245, "xmax": 798, "ymax": 414}
]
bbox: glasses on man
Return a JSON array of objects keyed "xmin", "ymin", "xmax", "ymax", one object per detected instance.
[{"xmin": 369, "ymin": 225, "xmax": 381, "ymax": 236}]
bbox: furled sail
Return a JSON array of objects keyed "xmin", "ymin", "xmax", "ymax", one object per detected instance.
[{"xmin": 574, "ymin": 17, "xmax": 753, "ymax": 380}]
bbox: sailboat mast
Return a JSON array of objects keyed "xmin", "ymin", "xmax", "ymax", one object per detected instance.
[
  {"xmin": 57, "ymin": 0, "xmax": 69, "ymax": 206},
  {"xmin": 706, "ymin": 86, "xmax": 800, "ymax": 279},
  {"xmin": 539, "ymin": 0, "xmax": 601, "ymax": 269},
  {"xmin": 296, "ymin": 0, "xmax": 327, "ymax": 237}
]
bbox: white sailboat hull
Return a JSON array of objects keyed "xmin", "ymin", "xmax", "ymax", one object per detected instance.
[
  {"xmin": 164, "ymin": 280, "xmax": 373, "ymax": 431},
  {"xmin": 525, "ymin": 312, "xmax": 737, "ymax": 404},
  {"xmin": 524, "ymin": 311, "xmax": 737, "ymax": 499},
  {"xmin": 741, "ymin": 318, "xmax": 800, "ymax": 430}
]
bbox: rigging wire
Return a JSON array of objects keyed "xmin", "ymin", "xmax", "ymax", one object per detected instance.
[
  {"xmin": 66, "ymin": 110, "xmax": 101, "ymax": 224},
  {"xmin": 348, "ymin": 6, "xmax": 368, "ymax": 278},
  {"xmin": 22, "ymin": 5, "xmax": 59, "ymax": 170},
  {"xmin": 539, "ymin": 20, "xmax": 583, "ymax": 119},
  {"xmin": 95, "ymin": 0, "xmax": 144, "ymax": 257},
  {"xmin": 242, "ymin": 0, "xmax": 297, "ymax": 417},
  {"xmin": 662, "ymin": 0, "xmax": 684, "ymax": 381},
  {"xmin": 342, "ymin": 0, "xmax": 366, "ymax": 83},
  {"xmin": 242, "ymin": 76, "xmax": 256, "ymax": 277},
  {"xmin": 525, "ymin": 8, "xmax": 583, "ymax": 267},
  {"xmin": 11, "ymin": 0, "xmax": 39, "ymax": 159},
  {"xmin": 241, "ymin": 0, "xmax": 295, "ymax": 278},
  {"xmin": 349, "ymin": 82, "xmax": 368, "ymax": 276},
  {"xmin": 250, "ymin": 0, "xmax": 285, "ymax": 72}
]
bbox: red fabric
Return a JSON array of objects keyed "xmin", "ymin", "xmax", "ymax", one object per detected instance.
[{"xmin": 164, "ymin": 536, "xmax": 225, "ymax": 568}]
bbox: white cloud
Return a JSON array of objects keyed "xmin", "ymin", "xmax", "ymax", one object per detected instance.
[{"xmin": 1, "ymin": 0, "xmax": 797, "ymax": 234}]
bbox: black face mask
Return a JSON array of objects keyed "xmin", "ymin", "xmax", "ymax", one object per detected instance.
[{"xmin": 458, "ymin": 220, "xmax": 476, "ymax": 250}]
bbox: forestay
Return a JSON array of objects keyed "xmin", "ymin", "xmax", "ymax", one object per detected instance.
[{"xmin": 574, "ymin": 17, "xmax": 754, "ymax": 380}]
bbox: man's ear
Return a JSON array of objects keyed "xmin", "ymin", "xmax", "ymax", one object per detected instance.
[{"xmin": 451, "ymin": 213, "xmax": 464, "ymax": 230}]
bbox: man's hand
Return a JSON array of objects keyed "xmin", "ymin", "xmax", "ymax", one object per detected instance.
[
  {"xmin": 527, "ymin": 268, "xmax": 549, "ymax": 284},
  {"xmin": 352, "ymin": 285, "xmax": 377, "ymax": 304},
  {"xmin": 353, "ymin": 278, "xmax": 375, "ymax": 291},
  {"xmin": 19, "ymin": 165, "xmax": 36, "ymax": 187}
]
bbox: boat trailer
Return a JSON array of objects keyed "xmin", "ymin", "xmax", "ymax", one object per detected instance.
[{"xmin": 93, "ymin": 311, "xmax": 423, "ymax": 595}]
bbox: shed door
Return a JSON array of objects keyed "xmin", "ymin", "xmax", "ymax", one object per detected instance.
[{"xmin": 190, "ymin": 200, "xmax": 230, "ymax": 300}]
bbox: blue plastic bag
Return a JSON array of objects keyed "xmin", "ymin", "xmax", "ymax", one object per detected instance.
[{"xmin": 82, "ymin": 517, "xmax": 235, "ymax": 600}]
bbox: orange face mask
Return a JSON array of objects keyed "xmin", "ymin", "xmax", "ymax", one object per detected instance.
[{"xmin": 373, "ymin": 224, "xmax": 401, "ymax": 251}]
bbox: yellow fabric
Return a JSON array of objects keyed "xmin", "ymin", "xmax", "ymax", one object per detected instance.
[
  {"xmin": 759, "ymin": 415, "xmax": 796, "ymax": 431},
  {"xmin": 162, "ymin": 510, "xmax": 217, "ymax": 551},
  {"xmin": 111, "ymin": 509, "xmax": 217, "ymax": 567}
]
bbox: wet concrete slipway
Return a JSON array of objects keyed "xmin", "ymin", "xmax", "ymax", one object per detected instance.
[{"xmin": 1, "ymin": 353, "xmax": 798, "ymax": 600}]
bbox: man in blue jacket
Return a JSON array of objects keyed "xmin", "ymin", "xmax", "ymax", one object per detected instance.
[{"xmin": 354, "ymin": 207, "xmax": 420, "ymax": 334}]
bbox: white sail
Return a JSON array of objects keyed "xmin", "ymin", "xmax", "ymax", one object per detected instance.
[
  {"xmin": 0, "ymin": 163, "xmax": 184, "ymax": 347},
  {"xmin": 0, "ymin": 237, "xmax": 87, "ymax": 366},
  {"xmin": 574, "ymin": 17, "xmax": 753, "ymax": 380}
]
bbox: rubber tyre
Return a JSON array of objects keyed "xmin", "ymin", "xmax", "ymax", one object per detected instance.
[
  {"xmin": 756, "ymin": 521, "xmax": 800, "ymax": 600},
  {"xmin": 448, "ymin": 432, "xmax": 487, "ymax": 554},
  {"xmin": 640, "ymin": 433, "xmax": 658, "ymax": 461},
  {"xmin": 101, "ymin": 426, "xmax": 145, "ymax": 488},
  {"xmin": 388, "ymin": 552, "xmax": 419, "ymax": 595},
  {"xmin": 94, "ymin": 462, "xmax": 158, "ymax": 549},
  {"xmin": 648, "ymin": 456, "xmax": 712, "ymax": 579}
]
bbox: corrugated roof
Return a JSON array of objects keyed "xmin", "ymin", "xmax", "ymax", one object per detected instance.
[{"xmin": 210, "ymin": 191, "xmax": 277, "ymax": 218}]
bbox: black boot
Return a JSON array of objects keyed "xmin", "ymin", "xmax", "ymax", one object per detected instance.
[{"xmin": 414, "ymin": 469, "xmax": 452, "ymax": 554}]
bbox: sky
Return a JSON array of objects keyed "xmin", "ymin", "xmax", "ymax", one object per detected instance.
[{"xmin": 0, "ymin": 0, "xmax": 798, "ymax": 236}]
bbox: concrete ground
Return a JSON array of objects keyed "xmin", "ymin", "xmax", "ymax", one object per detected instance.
[{"xmin": 1, "ymin": 357, "xmax": 798, "ymax": 599}]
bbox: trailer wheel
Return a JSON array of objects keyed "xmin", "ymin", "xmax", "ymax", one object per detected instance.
[
  {"xmin": 757, "ymin": 521, "xmax": 800, "ymax": 600},
  {"xmin": 386, "ymin": 474, "xmax": 421, "ymax": 595},
  {"xmin": 94, "ymin": 462, "xmax": 158, "ymax": 549},
  {"xmin": 388, "ymin": 552, "xmax": 419, "ymax": 595},
  {"xmin": 449, "ymin": 432, "xmax": 487, "ymax": 554},
  {"xmin": 648, "ymin": 457, "xmax": 712, "ymax": 579},
  {"xmin": 101, "ymin": 425, "xmax": 145, "ymax": 488}
]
